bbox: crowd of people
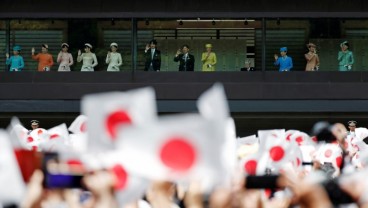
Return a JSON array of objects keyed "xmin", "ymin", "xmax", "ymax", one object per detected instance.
[
  {"xmin": 4, "ymin": 39, "xmax": 355, "ymax": 72},
  {"xmin": 1, "ymin": 84, "xmax": 368, "ymax": 208}
]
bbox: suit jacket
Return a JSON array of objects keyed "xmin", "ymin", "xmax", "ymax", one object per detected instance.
[
  {"xmin": 240, "ymin": 67, "xmax": 256, "ymax": 71},
  {"xmin": 174, "ymin": 53, "xmax": 195, "ymax": 71},
  {"xmin": 144, "ymin": 48, "xmax": 161, "ymax": 71}
]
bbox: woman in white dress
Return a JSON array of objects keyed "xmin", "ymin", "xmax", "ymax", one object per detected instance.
[
  {"xmin": 57, "ymin": 43, "xmax": 73, "ymax": 71},
  {"xmin": 106, "ymin": 42, "xmax": 123, "ymax": 71},
  {"xmin": 77, "ymin": 43, "xmax": 98, "ymax": 71}
]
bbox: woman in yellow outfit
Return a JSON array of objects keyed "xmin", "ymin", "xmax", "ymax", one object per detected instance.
[{"xmin": 201, "ymin": 44, "xmax": 217, "ymax": 71}]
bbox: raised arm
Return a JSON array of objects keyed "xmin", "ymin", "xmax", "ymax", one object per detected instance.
[
  {"xmin": 201, "ymin": 53, "xmax": 208, "ymax": 62},
  {"xmin": 57, "ymin": 52, "xmax": 62, "ymax": 63},
  {"xmin": 105, "ymin": 52, "xmax": 111, "ymax": 64},
  {"xmin": 5, "ymin": 56, "xmax": 11, "ymax": 65},
  {"xmin": 77, "ymin": 50, "xmax": 83, "ymax": 62},
  {"xmin": 338, "ymin": 51, "xmax": 344, "ymax": 61}
]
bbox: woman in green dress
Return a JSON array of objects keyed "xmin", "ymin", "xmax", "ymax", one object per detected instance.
[{"xmin": 338, "ymin": 41, "xmax": 354, "ymax": 71}]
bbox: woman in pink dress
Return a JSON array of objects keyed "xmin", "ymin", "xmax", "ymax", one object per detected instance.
[
  {"xmin": 57, "ymin": 43, "xmax": 73, "ymax": 71},
  {"xmin": 304, "ymin": 43, "xmax": 319, "ymax": 71}
]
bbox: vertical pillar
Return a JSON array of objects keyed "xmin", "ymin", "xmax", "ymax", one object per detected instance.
[
  {"xmin": 5, "ymin": 20, "xmax": 10, "ymax": 71},
  {"xmin": 131, "ymin": 18, "xmax": 137, "ymax": 78},
  {"xmin": 261, "ymin": 17, "xmax": 266, "ymax": 71}
]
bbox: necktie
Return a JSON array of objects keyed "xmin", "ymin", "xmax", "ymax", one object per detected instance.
[{"xmin": 151, "ymin": 50, "xmax": 154, "ymax": 60}]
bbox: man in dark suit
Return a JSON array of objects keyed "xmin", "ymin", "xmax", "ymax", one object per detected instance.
[
  {"xmin": 144, "ymin": 39, "xmax": 161, "ymax": 71},
  {"xmin": 240, "ymin": 60, "xmax": 256, "ymax": 71},
  {"xmin": 174, "ymin": 45, "xmax": 195, "ymax": 71}
]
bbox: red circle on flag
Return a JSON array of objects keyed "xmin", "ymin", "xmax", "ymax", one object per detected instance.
[
  {"xmin": 80, "ymin": 122, "xmax": 87, "ymax": 133},
  {"xmin": 269, "ymin": 146, "xmax": 284, "ymax": 162},
  {"xmin": 324, "ymin": 149, "xmax": 332, "ymax": 158},
  {"xmin": 105, "ymin": 110, "xmax": 132, "ymax": 140},
  {"xmin": 295, "ymin": 136, "xmax": 303, "ymax": 145},
  {"xmin": 111, "ymin": 164, "xmax": 128, "ymax": 190},
  {"xmin": 296, "ymin": 157, "xmax": 301, "ymax": 167},
  {"xmin": 336, "ymin": 156, "xmax": 342, "ymax": 168},
  {"xmin": 286, "ymin": 134, "xmax": 292, "ymax": 141},
  {"xmin": 311, "ymin": 136, "xmax": 318, "ymax": 143},
  {"xmin": 37, "ymin": 129, "xmax": 43, "ymax": 135},
  {"xmin": 27, "ymin": 136, "xmax": 34, "ymax": 143},
  {"xmin": 50, "ymin": 134, "xmax": 59, "ymax": 140},
  {"xmin": 244, "ymin": 160, "xmax": 257, "ymax": 175},
  {"xmin": 159, "ymin": 138, "xmax": 196, "ymax": 172}
]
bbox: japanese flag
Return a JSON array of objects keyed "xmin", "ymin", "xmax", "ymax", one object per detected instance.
[
  {"xmin": 68, "ymin": 115, "xmax": 87, "ymax": 134},
  {"xmin": 82, "ymin": 87, "xmax": 157, "ymax": 152},
  {"xmin": 241, "ymin": 152, "xmax": 264, "ymax": 175},
  {"xmin": 39, "ymin": 124, "xmax": 70, "ymax": 152},
  {"xmin": 116, "ymin": 114, "xmax": 227, "ymax": 183},
  {"xmin": 236, "ymin": 135, "xmax": 259, "ymax": 159},
  {"xmin": 287, "ymin": 131, "xmax": 314, "ymax": 146},
  {"xmin": 0, "ymin": 130, "xmax": 26, "ymax": 205},
  {"xmin": 7, "ymin": 117, "xmax": 29, "ymax": 149},
  {"xmin": 315, "ymin": 143, "xmax": 343, "ymax": 169},
  {"xmin": 26, "ymin": 128, "xmax": 47, "ymax": 151},
  {"xmin": 79, "ymin": 151, "xmax": 148, "ymax": 207},
  {"xmin": 257, "ymin": 130, "xmax": 295, "ymax": 174},
  {"xmin": 258, "ymin": 129, "xmax": 286, "ymax": 148}
]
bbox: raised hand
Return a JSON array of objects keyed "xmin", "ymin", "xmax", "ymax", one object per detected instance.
[
  {"xmin": 176, "ymin": 49, "xmax": 181, "ymax": 56},
  {"xmin": 274, "ymin": 54, "xmax": 279, "ymax": 60},
  {"xmin": 31, "ymin": 47, "xmax": 35, "ymax": 54},
  {"xmin": 78, "ymin": 50, "xmax": 81, "ymax": 56},
  {"xmin": 145, "ymin": 44, "xmax": 150, "ymax": 51},
  {"xmin": 5, "ymin": 53, "xmax": 9, "ymax": 58}
]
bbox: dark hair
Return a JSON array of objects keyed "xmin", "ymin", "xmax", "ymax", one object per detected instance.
[
  {"xmin": 181, "ymin": 44, "xmax": 190, "ymax": 49},
  {"xmin": 149, "ymin": 39, "xmax": 157, "ymax": 45},
  {"xmin": 311, "ymin": 121, "xmax": 336, "ymax": 143}
]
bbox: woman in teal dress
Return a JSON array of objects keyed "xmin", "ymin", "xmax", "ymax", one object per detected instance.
[
  {"xmin": 6, "ymin": 45, "xmax": 24, "ymax": 71},
  {"xmin": 338, "ymin": 41, "xmax": 354, "ymax": 71}
]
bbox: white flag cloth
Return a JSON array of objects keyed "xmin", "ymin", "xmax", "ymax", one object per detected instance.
[
  {"xmin": 38, "ymin": 124, "xmax": 70, "ymax": 152},
  {"xmin": 0, "ymin": 130, "xmax": 26, "ymax": 205},
  {"xmin": 7, "ymin": 117, "xmax": 29, "ymax": 149},
  {"xmin": 315, "ymin": 143, "xmax": 343, "ymax": 169},
  {"xmin": 68, "ymin": 115, "xmax": 87, "ymax": 134},
  {"xmin": 68, "ymin": 134, "xmax": 88, "ymax": 153},
  {"xmin": 197, "ymin": 83, "xmax": 229, "ymax": 121},
  {"xmin": 79, "ymin": 151, "xmax": 148, "ymax": 207},
  {"xmin": 258, "ymin": 129, "xmax": 285, "ymax": 148},
  {"xmin": 257, "ymin": 129, "xmax": 298, "ymax": 174},
  {"xmin": 237, "ymin": 135, "xmax": 258, "ymax": 146},
  {"xmin": 354, "ymin": 127, "xmax": 368, "ymax": 140},
  {"xmin": 82, "ymin": 87, "xmax": 157, "ymax": 152},
  {"xmin": 116, "ymin": 114, "xmax": 227, "ymax": 183},
  {"xmin": 26, "ymin": 128, "xmax": 47, "ymax": 151}
]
